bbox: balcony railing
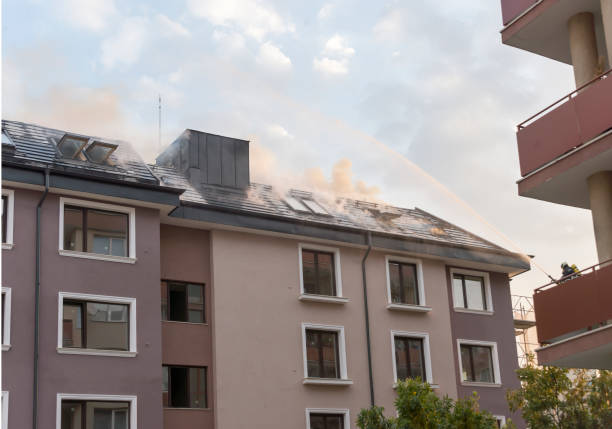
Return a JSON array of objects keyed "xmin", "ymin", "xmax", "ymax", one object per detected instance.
[
  {"xmin": 516, "ymin": 69, "xmax": 612, "ymax": 177},
  {"xmin": 533, "ymin": 260, "xmax": 612, "ymax": 344},
  {"xmin": 501, "ymin": 0, "xmax": 542, "ymax": 26}
]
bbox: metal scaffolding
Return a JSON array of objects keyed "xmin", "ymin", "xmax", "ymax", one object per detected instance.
[{"xmin": 512, "ymin": 295, "xmax": 538, "ymax": 367}]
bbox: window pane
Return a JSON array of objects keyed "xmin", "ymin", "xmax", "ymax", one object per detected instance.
[
  {"xmin": 320, "ymin": 332, "xmax": 338, "ymax": 378},
  {"xmin": 113, "ymin": 410, "xmax": 128, "ymax": 429},
  {"xmin": 389, "ymin": 263, "xmax": 401, "ymax": 303},
  {"xmin": 460, "ymin": 345, "xmax": 473, "ymax": 382},
  {"xmin": 64, "ymin": 207, "xmax": 84, "ymax": 252},
  {"xmin": 187, "ymin": 284, "xmax": 204, "ymax": 323},
  {"xmin": 401, "ymin": 264, "xmax": 418, "ymax": 305},
  {"xmin": 407, "ymin": 339, "xmax": 424, "ymax": 380},
  {"xmin": 61, "ymin": 402, "xmax": 82, "ymax": 429},
  {"xmin": 2, "ymin": 195, "xmax": 7, "ymax": 244},
  {"xmin": 63, "ymin": 303, "xmax": 83, "ymax": 348},
  {"xmin": 395, "ymin": 337, "xmax": 409, "ymax": 381},
  {"xmin": 325, "ymin": 415, "xmax": 344, "ymax": 429},
  {"xmin": 86, "ymin": 209, "xmax": 128, "ymax": 257},
  {"xmin": 169, "ymin": 283, "xmax": 187, "ymax": 322},
  {"xmin": 162, "ymin": 366, "xmax": 169, "ymax": 406},
  {"xmin": 316, "ymin": 253, "xmax": 335, "ymax": 296},
  {"xmin": 302, "ymin": 250, "xmax": 317, "ymax": 294},
  {"xmin": 309, "ymin": 414, "xmax": 344, "ymax": 429},
  {"xmin": 465, "ymin": 276, "xmax": 486, "ymax": 310},
  {"xmin": 189, "ymin": 367, "xmax": 207, "ymax": 408},
  {"xmin": 309, "ymin": 414, "xmax": 325, "ymax": 429},
  {"xmin": 395, "ymin": 337, "xmax": 424, "ymax": 381},
  {"xmin": 471, "ymin": 346, "xmax": 494, "ymax": 383},
  {"xmin": 161, "ymin": 282, "xmax": 168, "ymax": 320},
  {"xmin": 1, "ymin": 293, "xmax": 5, "ymax": 344},
  {"xmin": 306, "ymin": 331, "xmax": 321, "ymax": 377},
  {"xmin": 89, "ymin": 402, "xmax": 129, "ymax": 429},
  {"xmin": 170, "ymin": 367, "xmax": 189, "ymax": 407},
  {"xmin": 86, "ymin": 302, "xmax": 129, "ymax": 350},
  {"xmin": 452, "ymin": 275, "xmax": 465, "ymax": 308},
  {"xmin": 306, "ymin": 330, "xmax": 339, "ymax": 379}
]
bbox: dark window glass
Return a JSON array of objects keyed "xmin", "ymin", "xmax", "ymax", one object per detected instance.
[
  {"xmin": 310, "ymin": 413, "xmax": 344, "ymax": 429},
  {"xmin": 394, "ymin": 337, "xmax": 425, "ymax": 381},
  {"xmin": 302, "ymin": 250, "xmax": 336, "ymax": 296},
  {"xmin": 62, "ymin": 301, "xmax": 129, "ymax": 351},
  {"xmin": 389, "ymin": 262, "xmax": 419, "ymax": 305},
  {"xmin": 460, "ymin": 344, "xmax": 494, "ymax": 383},
  {"xmin": 63, "ymin": 205, "xmax": 129, "ymax": 257},
  {"xmin": 163, "ymin": 365, "xmax": 207, "ymax": 408},
  {"xmin": 61, "ymin": 401, "xmax": 129, "ymax": 429},
  {"xmin": 1, "ymin": 195, "xmax": 7, "ymax": 244},
  {"xmin": 306, "ymin": 330, "xmax": 340, "ymax": 379},
  {"xmin": 1, "ymin": 292, "xmax": 5, "ymax": 344},
  {"xmin": 161, "ymin": 281, "xmax": 205, "ymax": 323},
  {"xmin": 452, "ymin": 274, "xmax": 487, "ymax": 311}
]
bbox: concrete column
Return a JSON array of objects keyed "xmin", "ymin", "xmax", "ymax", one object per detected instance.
[
  {"xmin": 602, "ymin": 0, "xmax": 612, "ymax": 65},
  {"xmin": 587, "ymin": 171, "xmax": 612, "ymax": 263},
  {"xmin": 568, "ymin": 12, "xmax": 600, "ymax": 87}
]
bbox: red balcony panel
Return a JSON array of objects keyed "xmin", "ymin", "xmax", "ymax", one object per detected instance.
[
  {"xmin": 501, "ymin": 0, "xmax": 540, "ymax": 25},
  {"xmin": 164, "ymin": 408, "xmax": 213, "ymax": 429},
  {"xmin": 533, "ymin": 262, "xmax": 612, "ymax": 343},
  {"xmin": 517, "ymin": 72, "xmax": 612, "ymax": 176}
]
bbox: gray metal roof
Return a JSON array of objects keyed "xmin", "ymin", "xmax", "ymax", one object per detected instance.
[
  {"xmin": 2, "ymin": 120, "xmax": 159, "ymax": 185},
  {"xmin": 152, "ymin": 164, "xmax": 507, "ymax": 252}
]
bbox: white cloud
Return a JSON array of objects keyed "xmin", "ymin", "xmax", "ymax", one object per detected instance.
[
  {"xmin": 267, "ymin": 124, "xmax": 293, "ymax": 139},
  {"xmin": 156, "ymin": 14, "xmax": 191, "ymax": 38},
  {"xmin": 256, "ymin": 42, "xmax": 292, "ymax": 71},
  {"xmin": 317, "ymin": 3, "xmax": 334, "ymax": 20},
  {"xmin": 136, "ymin": 75, "xmax": 184, "ymax": 107},
  {"xmin": 373, "ymin": 8, "xmax": 403, "ymax": 40},
  {"xmin": 313, "ymin": 34, "xmax": 355, "ymax": 76},
  {"xmin": 188, "ymin": 0, "xmax": 294, "ymax": 41},
  {"xmin": 61, "ymin": 0, "xmax": 117, "ymax": 31},
  {"xmin": 212, "ymin": 30, "xmax": 247, "ymax": 52},
  {"xmin": 100, "ymin": 17, "xmax": 149, "ymax": 69}
]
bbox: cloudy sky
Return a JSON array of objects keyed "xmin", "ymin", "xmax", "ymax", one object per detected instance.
[{"xmin": 2, "ymin": 0, "xmax": 597, "ymax": 294}]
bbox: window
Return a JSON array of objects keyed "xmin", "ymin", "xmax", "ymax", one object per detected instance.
[
  {"xmin": 301, "ymin": 323, "xmax": 350, "ymax": 384},
  {"xmin": 302, "ymin": 199, "xmax": 328, "ymax": 215},
  {"xmin": 298, "ymin": 244, "xmax": 344, "ymax": 301},
  {"xmin": 285, "ymin": 197, "xmax": 310, "ymax": 212},
  {"xmin": 161, "ymin": 281, "xmax": 205, "ymax": 323},
  {"xmin": 57, "ymin": 395, "xmax": 136, "ymax": 429},
  {"xmin": 458, "ymin": 340, "xmax": 500, "ymax": 385},
  {"xmin": 1, "ymin": 288, "xmax": 11, "ymax": 351},
  {"xmin": 450, "ymin": 268, "xmax": 492, "ymax": 313},
  {"xmin": 284, "ymin": 195, "xmax": 329, "ymax": 215},
  {"xmin": 58, "ymin": 293, "xmax": 136, "ymax": 356},
  {"xmin": 391, "ymin": 331, "xmax": 433, "ymax": 384},
  {"xmin": 1, "ymin": 391, "xmax": 8, "ymax": 429},
  {"xmin": 306, "ymin": 411, "xmax": 348, "ymax": 429},
  {"xmin": 389, "ymin": 261, "xmax": 418, "ymax": 304},
  {"xmin": 59, "ymin": 198, "xmax": 136, "ymax": 262},
  {"xmin": 56, "ymin": 134, "xmax": 89, "ymax": 160},
  {"xmin": 162, "ymin": 366, "xmax": 207, "ymax": 408},
  {"xmin": 85, "ymin": 141, "xmax": 117, "ymax": 164},
  {"xmin": 494, "ymin": 416, "xmax": 506, "ymax": 428},
  {"xmin": 1, "ymin": 189, "xmax": 14, "ymax": 249}
]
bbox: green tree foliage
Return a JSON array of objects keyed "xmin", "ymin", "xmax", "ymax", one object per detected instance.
[
  {"xmin": 506, "ymin": 359, "xmax": 612, "ymax": 429},
  {"xmin": 356, "ymin": 379, "xmax": 501, "ymax": 429}
]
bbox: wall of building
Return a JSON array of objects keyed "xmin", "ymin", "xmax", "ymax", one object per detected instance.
[
  {"xmin": 210, "ymin": 229, "xmax": 461, "ymax": 428},
  {"xmin": 160, "ymin": 224, "xmax": 213, "ymax": 428},
  {"xmin": 446, "ymin": 268, "xmax": 524, "ymax": 427},
  {"xmin": 2, "ymin": 187, "xmax": 163, "ymax": 429}
]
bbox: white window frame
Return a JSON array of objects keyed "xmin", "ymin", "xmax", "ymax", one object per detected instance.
[
  {"xmin": 390, "ymin": 330, "xmax": 433, "ymax": 385},
  {"xmin": 457, "ymin": 339, "xmax": 501, "ymax": 386},
  {"xmin": 1, "ymin": 189, "xmax": 14, "ymax": 250},
  {"xmin": 58, "ymin": 197, "xmax": 136, "ymax": 263},
  {"xmin": 298, "ymin": 243, "xmax": 347, "ymax": 304},
  {"xmin": 449, "ymin": 268, "xmax": 494, "ymax": 314},
  {"xmin": 385, "ymin": 255, "xmax": 431, "ymax": 312},
  {"xmin": 57, "ymin": 292, "xmax": 137, "ymax": 357},
  {"xmin": 301, "ymin": 323, "xmax": 352, "ymax": 385},
  {"xmin": 1, "ymin": 288, "xmax": 11, "ymax": 351},
  {"xmin": 494, "ymin": 415, "xmax": 506, "ymax": 427},
  {"xmin": 56, "ymin": 393, "xmax": 137, "ymax": 429},
  {"xmin": 1, "ymin": 391, "xmax": 8, "ymax": 429},
  {"xmin": 305, "ymin": 408, "xmax": 350, "ymax": 429}
]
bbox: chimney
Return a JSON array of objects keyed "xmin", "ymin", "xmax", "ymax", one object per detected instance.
[{"xmin": 157, "ymin": 129, "xmax": 250, "ymax": 189}]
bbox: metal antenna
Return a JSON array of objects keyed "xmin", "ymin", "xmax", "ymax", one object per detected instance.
[{"xmin": 158, "ymin": 94, "xmax": 162, "ymax": 153}]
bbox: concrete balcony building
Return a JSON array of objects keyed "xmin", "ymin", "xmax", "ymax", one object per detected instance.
[{"xmin": 499, "ymin": 0, "xmax": 612, "ymax": 369}]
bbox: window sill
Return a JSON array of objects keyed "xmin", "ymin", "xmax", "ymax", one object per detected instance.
[
  {"xmin": 460, "ymin": 381, "xmax": 501, "ymax": 388},
  {"xmin": 59, "ymin": 249, "xmax": 137, "ymax": 264},
  {"xmin": 393, "ymin": 382, "xmax": 438, "ymax": 389},
  {"xmin": 299, "ymin": 294, "xmax": 349, "ymax": 304},
  {"xmin": 2, "ymin": 243, "xmax": 14, "ymax": 250},
  {"xmin": 162, "ymin": 320, "xmax": 209, "ymax": 326},
  {"xmin": 303, "ymin": 378, "xmax": 353, "ymax": 386},
  {"xmin": 386, "ymin": 303, "xmax": 432, "ymax": 313},
  {"xmin": 453, "ymin": 308, "xmax": 494, "ymax": 316},
  {"xmin": 2, "ymin": 344, "xmax": 11, "ymax": 351},
  {"xmin": 163, "ymin": 407, "xmax": 212, "ymax": 411},
  {"xmin": 57, "ymin": 347, "xmax": 137, "ymax": 357}
]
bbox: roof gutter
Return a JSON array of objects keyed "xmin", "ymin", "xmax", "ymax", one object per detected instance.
[
  {"xmin": 33, "ymin": 169, "xmax": 49, "ymax": 429},
  {"xmin": 361, "ymin": 232, "xmax": 375, "ymax": 406}
]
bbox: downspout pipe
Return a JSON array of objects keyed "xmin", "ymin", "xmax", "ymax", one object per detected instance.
[
  {"xmin": 33, "ymin": 169, "xmax": 50, "ymax": 429},
  {"xmin": 361, "ymin": 231, "xmax": 375, "ymax": 406}
]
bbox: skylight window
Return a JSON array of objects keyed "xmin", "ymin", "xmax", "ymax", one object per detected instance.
[
  {"xmin": 1, "ymin": 131, "xmax": 14, "ymax": 147},
  {"xmin": 302, "ymin": 199, "xmax": 328, "ymax": 215},
  {"xmin": 57, "ymin": 134, "xmax": 89, "ymax": 160},
  {"xmin": 85, "ymin": 141, "xmax": 117, "ymax": 164},
  {"xmin": 285, "ymin": 197, "xmax": 310, "ymax": 212}
]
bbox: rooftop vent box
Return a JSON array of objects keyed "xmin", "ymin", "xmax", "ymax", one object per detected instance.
[{"xmin": 156, "ymin": 129, "xmax": 250, "ymax": 189}]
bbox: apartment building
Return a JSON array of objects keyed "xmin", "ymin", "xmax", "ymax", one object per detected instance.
[
  {"xmin": 1, "ymin": 119, "xmax": 529, "ymax": 428},
  {"xmin": 500, "ymin": 1, "xmax": 612, "ymax": 369}
]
